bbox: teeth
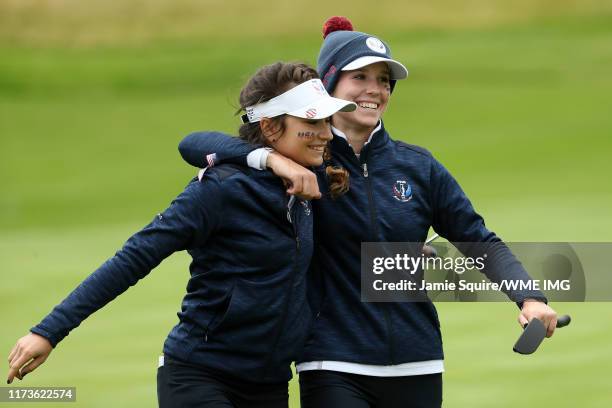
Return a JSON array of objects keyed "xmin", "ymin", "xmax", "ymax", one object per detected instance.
[
  {"xmin": 359, "ymin": 102, "xmax": 378, "ymax": 109},
  {"xmin": 309, "ymin": 145, "xmax": 325, "ymax": 151}
]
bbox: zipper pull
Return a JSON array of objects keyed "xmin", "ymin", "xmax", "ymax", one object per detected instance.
[
  {"xmin": 287, "ymin": 195, "xmax": 295, "ymax": 223},
  {"xmin": 362, "ymin": 163, "xmax": 369, "ymax": 177}
]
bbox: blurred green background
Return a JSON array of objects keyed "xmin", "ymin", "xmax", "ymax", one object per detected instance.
[{"xmin": 1, "ymin": 1, "xmax": 611, "ymax": 407}]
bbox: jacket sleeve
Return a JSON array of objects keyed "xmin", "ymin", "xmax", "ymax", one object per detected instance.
[
  {"xmin": 30, "ymin": 177, "xmax": 224, "ymax": 347},
  {"xmin": 430, "ymin": 158, "xmax": 547, "ymax": 305},
  {"xmin": 179, "ymin": 131, "xmax": 261, "ymax": 168}
]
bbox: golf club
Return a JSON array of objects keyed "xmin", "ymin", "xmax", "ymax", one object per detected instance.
[{"xmin": 513, "ymin": 314, "xmax": 571, "ymax": 354}]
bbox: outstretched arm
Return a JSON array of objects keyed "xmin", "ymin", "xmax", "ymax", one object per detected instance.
[
  {"xmin": 179, "ymin": 131, "xmax": 322, "ymax": 199},
  {"xmin": 430, "ymin": 158, "xmax": 557, "ymax": 336},
  {"xmin": 7, "ymin": 177, "xmax": 222, "ymax": 383}
]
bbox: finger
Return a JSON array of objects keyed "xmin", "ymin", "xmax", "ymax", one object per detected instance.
[
  {"xmin": 8, "ymin": 343, "xmax": 19, "ymax": 365},
  {"xmin": 289, "ymin": 175, "xmax": 303, "ymax": 196},
  {"xmin": 308, "ymin": 176, "xmax": 321, "ymax": 199},
  {"xmin": 7, "ymin": 347, "xmax": 22, "ymax": 373},
  {"xmin": 518, "ymin": 314, "xmax": 529, "ymax": 328},
  {"xmin": 283, "ymin": 178, "xmax": 295, "ymax": 195},
  {"xmin": 20, "ymin": 354, "xmax": 48, "ymax": 376},
  {"xmin": 298, "ymin": 175, "xmax": 309, "ymax": 196},
  {"xmin": 304, "ymin": 176, "xmax": 320, "ymax": 200},
  {"xmin": 546, "ymin": 316, "xmax": 557, "ymax": 338},
  {"xmin": 8, "ymin": 353, "xmax": 33, "ymax": 382},
  {"xmin": 7, "ymin": 366, "xmax": 19, "ymax": 384},
  {"xmin": 299, "ymin": 175, "xmax": 312, "ymax": 199},
  {"xmin": 7, "ymin": 355, "xmax": 23, "ymax": 384}
]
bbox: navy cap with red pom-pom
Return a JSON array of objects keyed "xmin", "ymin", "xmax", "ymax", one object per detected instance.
[
  {"xmin": 322, "ymin": 16, "xmax": 354, "ymax": 38},
  {"xmin": 317, "ymin": 16, "xmax": 408, "ymax": 93}
]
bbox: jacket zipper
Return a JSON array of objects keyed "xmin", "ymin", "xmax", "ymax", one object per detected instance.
[
  {"xmin": 263, "ymin": 199, "xmax": 301, "ymax": 377},
  {"xmin": 361, "ymin": 158, "xmax": 395, "ymax": 364}
]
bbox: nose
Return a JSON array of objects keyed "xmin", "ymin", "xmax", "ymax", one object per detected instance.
[
  {"xmin": 318, "ymin": 122, "xmax": 333, "ymax": 141},
  {"xmin": 365, "ymin": 78, "xmax": 382, "ymax": 96}
]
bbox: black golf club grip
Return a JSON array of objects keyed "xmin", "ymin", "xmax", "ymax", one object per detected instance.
[{"xmin": 556, "ymin": 314, "xmax": 571, "ymax": 328}]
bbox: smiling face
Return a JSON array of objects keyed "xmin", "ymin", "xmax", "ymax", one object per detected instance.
[
  {"xmin": 261, "ymin": 116, "xmax": 333, "ymax": 167},
  {"xmin": 331, "ymin": 62, "xmax": 391, "ymax": 133}
]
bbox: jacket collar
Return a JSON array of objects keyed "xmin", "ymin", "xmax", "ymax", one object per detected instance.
[{"xmin": 330, "ymin": 120, "xmax": 389, "ymax": 159}]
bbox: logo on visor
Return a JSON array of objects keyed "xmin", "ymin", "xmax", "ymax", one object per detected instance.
[
  {"xmin": 366, "ymin": 37, "xmax": 386, "ymax": 54},
  {"xmin": 392, "ymin": 180, "xmax": 412, "ymax": 202},
  {"xmin": 305, "ymin": 109, "xmax": 317, "ymax": 119},
  {"xmin": 245, "ymin": 106, "xmax": 255, "ymax": 121},
  {"xmin": 311, "ymin": 80, "xmax": 326, "ymax": 95}
]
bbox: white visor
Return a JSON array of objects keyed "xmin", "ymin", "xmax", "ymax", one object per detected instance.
[
  {"xmin": 241, "ymin": 79, "xmax": 356, "ymax": 124},
  {"xmin": 342, "ymin": 56, "xmax": 409, "ymax": 79}
]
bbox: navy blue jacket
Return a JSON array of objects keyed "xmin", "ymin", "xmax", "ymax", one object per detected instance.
[
  {"xmin": 31, "ymin": 164, "xmax": 313, "ymax": 383},
  {"xmin": 178, "ymin": 125, "xmax": 546, "ymax": 365}
]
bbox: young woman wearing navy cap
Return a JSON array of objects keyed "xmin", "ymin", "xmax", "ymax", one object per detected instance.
[
  {"xmin": 178, "ymin": 17, "xmax": 560, "ymax": 408},
  {"xmin": 6, "ymin": 62, "xmax": 356, "ymax": 408}
]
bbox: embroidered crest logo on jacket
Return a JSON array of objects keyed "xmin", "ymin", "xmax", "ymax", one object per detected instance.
[{"xmin": 392, "ymin": 180, "xmax": 412, "ymax": 202}]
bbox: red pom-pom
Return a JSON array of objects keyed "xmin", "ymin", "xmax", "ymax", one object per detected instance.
[{"xmin": 322, "ymin": 16, "xmax": 353, "ymax": 39}]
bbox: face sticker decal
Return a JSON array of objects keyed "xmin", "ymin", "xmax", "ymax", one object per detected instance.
[{"xmin": 297, "ymin": 131, "xmax": 321, "ymax": 138}]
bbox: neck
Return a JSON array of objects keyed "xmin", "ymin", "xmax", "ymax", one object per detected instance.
[{"xmin": 333, "ymin": 120, "xmax": 376, "ymax": 155}]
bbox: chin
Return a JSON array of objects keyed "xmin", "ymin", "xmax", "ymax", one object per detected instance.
[
  {"xmin": 306, "ymin": 156, "xmax": 324, "ymax": 167},
  {"xmin": 294, "ymin": 155, "xmax": 323, "ymax": 168},
  {"xmin": 305, "ymin": 158, "xmax": 323, "ymax": 167},
  {"xmin": 354, "ymin": 114, "xmax": 381, "ymax": 128}
]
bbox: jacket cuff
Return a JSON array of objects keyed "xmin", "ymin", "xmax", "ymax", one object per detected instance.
[
  {"xmin": 30, "ymin": 326, "xmax": 59, "ymax": 348},
  {"xmin": 516, "ymin": 295, "xmax": 548, "ymax": 310}
]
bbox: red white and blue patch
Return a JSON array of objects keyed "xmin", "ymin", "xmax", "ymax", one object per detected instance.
[
  {"xmin": 392, "ymin": 180, "xmax": 412, "ymax": 202},
  {"xmin": 305, "ymin": 108, "xmax": 317, "ymax": 119},
  {"xmin": 197, "ymin": 153, "xmax": 218, "ymax": 181},
  {"xmin": 206, "ymin": 153, "xmax": 217, "ymax": 168}
]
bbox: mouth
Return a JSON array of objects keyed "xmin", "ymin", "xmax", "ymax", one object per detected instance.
[
  {"xmin": 357, "ymin": 101, "xmax": 379, "ymax": 110},
  {"xmin": 308, "ymin": 145, "xmax": 326, "ymax": 152}
]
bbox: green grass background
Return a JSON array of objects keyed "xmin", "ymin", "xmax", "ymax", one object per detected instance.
[{"xmin": 1, "ymin": 1, "xmax": 611, "ymax": 407}]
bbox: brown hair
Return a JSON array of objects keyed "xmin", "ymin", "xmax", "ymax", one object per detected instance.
[
  {"xmin": 324, "ymin": 147, "xmax": 350, "ymax": 199},
  {"xmin": 237, "ymin": 61, "xmax": 349, "ymax": 199}
]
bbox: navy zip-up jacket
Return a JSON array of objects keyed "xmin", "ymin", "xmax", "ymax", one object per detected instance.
[
  {"xmin": 31, "ymin": 165, "xmax": 313, "ymax": 383},
  {"xmin": 178, "ymin": 125, "xmax": 546, "ymax": 366}
]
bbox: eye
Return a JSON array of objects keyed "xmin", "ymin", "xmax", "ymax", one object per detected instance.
[
  {"xmin": 352, "ymin": 73, "xmax": 366, "ymax": 80},
  {"xmin": 380, "ymin": 75, "xmax": 390, "ymax": 83}
]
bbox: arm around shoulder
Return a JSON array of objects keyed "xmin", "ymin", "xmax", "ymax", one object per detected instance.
[{"xmin": 179, "ymin": 131, "xmax": 261, "ymax": 168}]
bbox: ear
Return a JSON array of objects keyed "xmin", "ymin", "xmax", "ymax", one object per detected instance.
[{"xmin": 260, "ymin": 117, "xmax": 280, "ymax": 144}]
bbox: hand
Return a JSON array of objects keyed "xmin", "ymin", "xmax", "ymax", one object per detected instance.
[
  {"xmin": 267, "ymin": 152, "xmax": 322, "ymax": 200},
  {"xmin": 7, "ymin": 333, "xmax": 53, "ymax": 384},
  {"xmin": 421, "ymin": 245, "xmax": 437, "ymax": 258},
  {"xmin": 519, "ymin": 300, "xmax": 558, "ymax": 338}
]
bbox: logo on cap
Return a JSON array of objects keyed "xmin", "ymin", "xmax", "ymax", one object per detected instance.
[
  {"xmin": 366, "ymin": 37, "xmax": 386, "ymax": 54},
  {"xmin": 305, "ymin": 108, "xmax": 317, "ymax": 119}
]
